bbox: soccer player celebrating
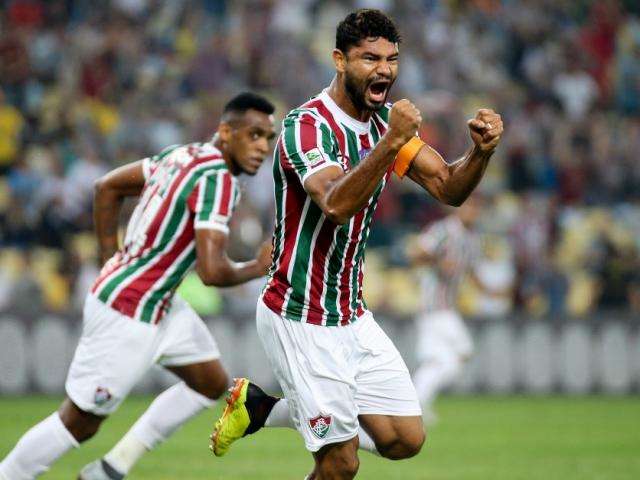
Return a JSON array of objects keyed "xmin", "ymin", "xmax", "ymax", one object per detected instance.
[
  {"xmin": 0, "ymin": 92, "xmax": 276, "ymax": 480},
  {"xmin": 211, "ymin": 9, "xmax": 503, "ymax": 480}
]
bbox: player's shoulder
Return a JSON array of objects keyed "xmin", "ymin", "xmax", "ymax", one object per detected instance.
[
  {"xmin": 373, "ymin": 102, "xmax": 392, "ymax": 124},
  {"xmin": 192, "ymin": 142, "xmax": 224, "ymax": 160},
  {"xmin": 150, "ymin": 143, "xmax": 182, "ymax": 162},
  {"xmin": 186, "ymin": 142, "xmax": 227, "ymax": 171},
  {"xmin": 283, "ymin": 95, "xmax": 332, "ymax": 128}
]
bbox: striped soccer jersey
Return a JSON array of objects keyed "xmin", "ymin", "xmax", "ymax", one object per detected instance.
[
  {"xmin": 262, "ymin": 89, "xmax": 392, "ymax": 326},
  {"xmin": 91, "ymin": 142, "xmax": 240, "ymax": 324},
  {"xmin": 417, "ymin": 215, "xmax": 480, "ymax": 312}
]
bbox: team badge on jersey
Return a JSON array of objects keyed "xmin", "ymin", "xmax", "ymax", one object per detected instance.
[
  {"xmin": 304, "ymin": 148, "xmax": 326, "ymax": 168},
  {"xmin": 94, "ymin": 387, "xmax": 112, "ymax": 406},
  {"xmin": 308, "ymin": 414, "xmax": 332, "ymax": 439}
]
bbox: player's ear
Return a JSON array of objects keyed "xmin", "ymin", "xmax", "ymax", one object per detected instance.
[
  {"xmin": 218, "ymin": 122, "xmax": 232, "ymax": 143},
  {"xmin": 333, "ymin": 49, "xmax": 346, "ymax": 73}
]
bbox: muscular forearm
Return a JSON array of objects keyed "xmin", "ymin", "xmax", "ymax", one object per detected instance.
[
  {"xmin": 324, "ymin": 135, "xmax": 402, "ymax": 224},
  {"xmin": 443, "ymin": 146, "xmax": 493, "ymax": 205},
  {"xmin": 409, "ymin": 145, "xmax": 493, "ymax": 207},
  {"xmin": 198, "ymin": 258, "xmax": 264, "ymax": 287}
]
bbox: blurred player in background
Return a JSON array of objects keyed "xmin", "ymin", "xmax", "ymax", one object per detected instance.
[
  {"xmin": 210, "ymin": 9, "xmax": 503, "ymax": 480},
  {"xmin": 0, "ymin": 93, "xmax": 275, "ymax": 480},
  {"xmin": 407, "ymin": 196, "xmax": 484, "ymax": 423}
]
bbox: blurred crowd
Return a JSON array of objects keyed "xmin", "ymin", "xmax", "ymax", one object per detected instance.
[{"xmin": 1, "ymin": 0, "xmax": 639, "ymax": 318}]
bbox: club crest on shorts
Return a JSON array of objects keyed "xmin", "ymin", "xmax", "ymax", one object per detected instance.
[
  {"xmin": 94, "ymin": 387, "xmax": 112, "ymax": 406},
  {"xmin": 308, "ymin": 413, "xmax": 332, "ymax": 439}
]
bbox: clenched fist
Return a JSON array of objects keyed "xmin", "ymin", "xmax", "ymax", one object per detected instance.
[
  {"xmin": 468, "ymin": 109, "xmax": 503, "ymax": 152},
  {"xmin": 387, "ymin": 99, "xmax": 422, "ymax": 147}
]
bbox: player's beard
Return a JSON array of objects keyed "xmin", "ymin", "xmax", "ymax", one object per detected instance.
[
  {"xmin": 344, "ymin": 72, "xmax": 389, "ymax": 113},
  {"xmin": 344, "ymin": 72, "xmax": 370, "ymax": 112}
]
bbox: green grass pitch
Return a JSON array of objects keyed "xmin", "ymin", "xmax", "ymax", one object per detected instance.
[{"xmin": 1, "ymin": 396, "xmax": 639, "ymax": 479}]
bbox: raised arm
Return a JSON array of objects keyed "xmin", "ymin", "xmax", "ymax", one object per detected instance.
[
  {"xmin": 93, "ymin": 160, "xmax": 146, "ymax": 265},
  {"xmin": 304, "ymin": 100, "xmax": 421, "ymax": 224},
  {"xmin": 406, "ymin": 109, "xmax": 503, "ymax": 206}
]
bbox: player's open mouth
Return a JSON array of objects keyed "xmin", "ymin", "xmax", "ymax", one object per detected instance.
[{"xmin": 368, "ymin": 81, "xmax": 389, "ymax": 103}]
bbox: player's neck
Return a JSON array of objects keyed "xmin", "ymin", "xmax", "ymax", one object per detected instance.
[{"xmin": 327, "ymin": 77, "xmax": 372, "ymax": 123}]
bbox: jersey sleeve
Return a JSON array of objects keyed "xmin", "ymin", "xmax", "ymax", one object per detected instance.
[
  {"xmin": 142, "ymin": 144, "xmax": 181, "ymax": 180},
  {"xmin": 141, "ymin": 156, "xmax": 158, "ymax": 180},
  {"xmin": 280, "ymin": 112, "xmax": 342, "ymax": 184},
  {"xmin": 187, "ymin": 170, "xmax": 240, "ymax": 234}
]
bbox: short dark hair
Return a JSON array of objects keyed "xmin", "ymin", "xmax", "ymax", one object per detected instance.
[
  {"xmin": 223, "ymin": 92, "xmax": 275, "ymax": 116},
  {"xmin": 335, "ymin": 9, "xmax": 401, "ymax": 53}
]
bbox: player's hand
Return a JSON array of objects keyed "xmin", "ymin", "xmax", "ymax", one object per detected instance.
[
  {"xmin": 387, "ymin": 99, "xmax": 422, "ymax": 148},
  {"xmin": 255, "ymin": 240, "xmax": 273, "ymax": 275},
  {"xmin": 468, "ymin": 109, "xmax": 503, "ymax": 152}
]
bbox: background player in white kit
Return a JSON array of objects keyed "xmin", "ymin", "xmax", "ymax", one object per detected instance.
[
  {"xmin": 407, "ymin": 196, "xmax": 485, "ymax": 423},
  {"xmin": 0, "ymin": 93, "xmax": 276, "ymax": 480}
]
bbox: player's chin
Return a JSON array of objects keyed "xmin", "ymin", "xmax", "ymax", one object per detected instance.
[
  {"xmin": 242, "ymin": 162, "xmax": 262, "ymax": 176},
  {"xmin": 364, "ymin": 91, "xmax": 388, "ymax": 110}
]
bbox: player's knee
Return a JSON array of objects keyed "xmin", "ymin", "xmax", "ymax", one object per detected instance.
[
  {"xmin": 317, "ymin": 443, "xmax": 359, "ymax": 479},
  {"xmin": 190, "ymin": 371, "xmax": 229, "ymax": 400},
  {"xmin": 323, "ymin": 453, "xmax": 359, "ymax": 479},
  {"xmin": 58, "ymin": 400, "xmax": 104, "ymax": 443},
  {"xmin": 400, "ymin": 428, "xmax": 426, "ymax": 458},
  {"xmin": 340, "ymin": 455, "xmax": 360, "ymax": 479},
  {"xmin": 377, "ymin": 428, "xmax": 426, "ymax": 460},
  {"xmin": 208, "ymin": 372, "xmax": 230, "ymax": 400}
]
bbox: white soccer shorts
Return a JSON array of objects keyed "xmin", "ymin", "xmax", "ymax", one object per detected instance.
[
  {"xmin": 65, "ymin": 294, "xmax": 220, "ymax": 415},
  {"xmin": 256, "ymin": 298, "xmax": 421, "ymax": 452},
  {"xmin": 415, "ymin": 309, "xmax": 474, "ymax": 363}
]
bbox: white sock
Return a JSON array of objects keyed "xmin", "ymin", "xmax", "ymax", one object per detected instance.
[
  {"xmin": 265, "ymin": 398, "xmax": 294, "ymax": 428},
  {"xmin": 357, "ymin": 428, "xmax": 380, "ymax": 456},
  {"xmin": 413, "ymin": 354, "xmax": 463, "ymax": 407},
  {"xmin": 265, "ymin": 399, "xmax": 379, "ymax": 456},
  {"xmin": 104, "ymin": 382, "xmax": 214, "ymax": 474},
  {"xmin": 0, "ymin": 412, "xmax": 79, "ymax": 480}
]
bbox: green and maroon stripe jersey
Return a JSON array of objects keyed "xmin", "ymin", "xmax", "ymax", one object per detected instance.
[
  {"xmin": 91, "ymin": 142, "xmax": 240, "ymax": 324},
  {"xmin": 262, "ymin": 90, "xmax": 392, "ymax": 326}
]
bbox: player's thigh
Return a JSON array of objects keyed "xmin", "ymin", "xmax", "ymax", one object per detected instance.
[
  {"xmin": 167, "ymin": 359, "xmax": 228, "ymax": 400},
  {"xmin": 358, "ymin": 413, "xmax": 425, "ymax": 458},
  {"xmin": 58, "ymin": 396, "xmax": 106, "ymax": 442},
  {"xmin": 156, "ymin": 295, "xmax": 221, "ymax": 369},
  {"xmin": 354, "ymin": 314, "xmax": 422, "ymax": 418},
  {"xmin": 66, "ymin": 294, "xmax": 159, "ymax": 416},
  {"xmin": 256, "ymin": 299, "xmax": 359, "ymax": 453}
]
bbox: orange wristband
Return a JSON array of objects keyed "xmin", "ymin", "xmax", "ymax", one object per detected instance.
[{"xmin": 393, "ymin": 136, "xmax": 425, "ymax": 178}]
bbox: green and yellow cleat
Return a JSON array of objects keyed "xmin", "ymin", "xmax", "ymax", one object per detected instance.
[{"xmin": 209, "ymin": 377, "xmax": 277, "ymax": 457}]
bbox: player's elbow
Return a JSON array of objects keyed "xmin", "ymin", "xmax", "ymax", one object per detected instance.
[
  {"xmin": 94, "ymin": 176, "xmax": 109, "ymax": 195},
  {"xmin": 325, "ymin": 206, "xmax": 350, "ymax": 225},
  {"xmin": 444, "ymin": 195, "xmax": 465, "ymax": 207},
  {"xmin": 197, "ymin": 263, "xmax": 230, "ymax": 287},
  {"xmin": 438, "ymin": 188, "xmax": 466, "ymax": 207}
]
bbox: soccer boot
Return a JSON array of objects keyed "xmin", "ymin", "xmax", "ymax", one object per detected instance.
[
  {"xmin": 78, "ymin": 459, "xmax": 124, "ymax": 480},
  {"xmin": 209, "ymin": 377, "xmax": 278, "ymax": 457}
]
